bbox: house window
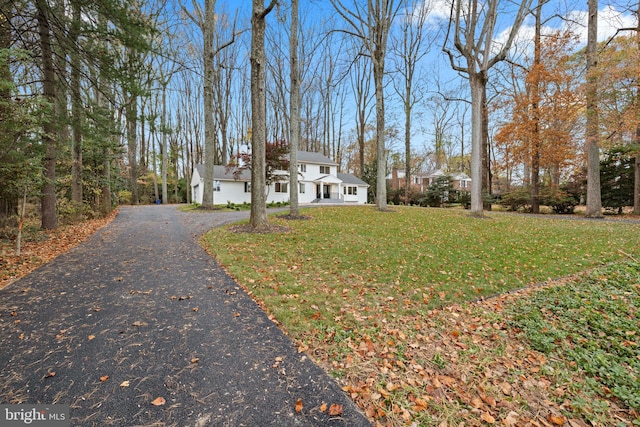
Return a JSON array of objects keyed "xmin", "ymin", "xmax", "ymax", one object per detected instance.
[
  {"xmin": 299, "ymin": 163, "xmax": 307, "ymax": 172},
  {"xmin": 299, "ymin": 183, "xmax": 305, "ymax": 193},
  {"xmin": 344, "ymin": 186, "xmax": 357, "ymax": 195},
  {"xmin": 460, "ymin": 180, "xmax": 468, "ymax": 188},
  {"xmin": 275, "ymin": 182, "xmax": 288, "ymax": 193},
  {"xmin": 320, "ymin": 165, "xmax": 330, "ymax": 174},
  {"xmin": 244, "ymin": 182, "xmax": 251, "ymax": 193},
  {"xmin": 214, "ymin": 180, "xmax": 221, "ymax": 192}
]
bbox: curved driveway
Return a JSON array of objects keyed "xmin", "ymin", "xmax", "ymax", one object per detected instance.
[{"xmin": 0, "ymin": 205, "xmax": 370, "ymax": 427}]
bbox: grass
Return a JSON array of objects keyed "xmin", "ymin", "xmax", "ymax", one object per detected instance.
[
  {"xmin": 180, "ymin": 201, "xmax": 289, "ymax": 212},
  {"xmin": 201, "ymin": 206, "xmax": 640, "ymax": 425},
  {"xmin": 508, "ymin": 261, "xmax": 640, "ymax": 419},
  {"xmin": 203, "ymin": 206, "xmax": 640, "ymax": 334}
]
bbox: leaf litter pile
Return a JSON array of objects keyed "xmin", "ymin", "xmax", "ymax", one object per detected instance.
[
  {"xmin": 0, "ymin": 211, "xmax": 117, "ymax": 290},
  {"xmin": 203, "ymin": 206, "xmax": 640, "ymax": 426}
]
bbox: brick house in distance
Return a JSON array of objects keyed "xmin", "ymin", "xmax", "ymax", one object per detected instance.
[{"xmin": 387, "ymin": 167, "xmax": 471, "ymax": 193}]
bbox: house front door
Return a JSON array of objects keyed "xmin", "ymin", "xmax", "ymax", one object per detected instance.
[{"xmin": 316, "ymin": 184, "xmax": 321, "ymax": 199}]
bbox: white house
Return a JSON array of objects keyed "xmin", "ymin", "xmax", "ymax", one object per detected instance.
[{"xmin": 191, "ymin": 151, "xmax": 369, "ymax": 205}]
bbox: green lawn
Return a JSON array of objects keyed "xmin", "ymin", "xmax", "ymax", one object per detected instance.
[
  {"xmin": 202, "ymin": 206, "xmax": 640, "ymax": 335},
  {"xmin": 201, "ymin": 206, "xmax": 640, "ymax": 425}
]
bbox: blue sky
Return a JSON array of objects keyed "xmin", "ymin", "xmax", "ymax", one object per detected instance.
[{"xmin": 176, "ymin": 0, "xmax": 638, "ymax": 163}]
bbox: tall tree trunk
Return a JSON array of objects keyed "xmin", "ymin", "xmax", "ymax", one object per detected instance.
[
  {"xmin": 358, "ymin": 109, "xmax": 366, "ymax": 176},
  {"xmin": 530, "ymin": 0, "xmax": 542, "ymax": 214},
  {"xmin": 249, "ymin": 0, "xmax": 276, "ymax": 228},
  {"xmin": 161, "ymin": 83, "xmax": 168, "ymax": 204},
  {"xmin": 126, "ymin": 90, "xmax": 139, "ymax": 204},
  {"xmin": 635, "ymin": 149, "xmax": 640, "ymax": 215},
  {"xmin": 71, "ymin": 1, "xmax": 83, "ymax": 214},
  {"xmin": 52, "ymin": 0, "xmax": 69, "ymax": 182},
  {"xmin": 481, "ymin": 84, "xmax": 492, "ymax": 210},
  {"xmin": 585, "ymin": 0, "xmax": 602, "ymax": 217},
  {"xmin": 0, "ymin": 1, "xmax": 16, "ymax": 221},
  {"xmin": 100, "ymin": 146, "xmax": 112, "ymax": 215},
  {"xmin": 289, "ymin": 0, "xmax": 300, "ymax": 217},
  {"xmin": 404, "ymin": 86, "xmax": 411, "ymax": 202},
  {"xmin": 444, "ymin": 0, "xmax": 532, "ymax": 215},
  {"xmin": 202, "ymin": 0, "xmax": 216, "ymax": 208},
  {"xmin": 634, "ymin": 2, "xmax": 640, "ymax": 215},
  {"xmin": 374, "ymin": 61, "xmax": 387, "ymax": 210},
  {"xmin": 36, "ymin": 0, "xmax": 58, "ymax": 229},
  {"xmin": 140, "ymin": 98, "xmax": 147, "ymax": 173},
  {"xmin": 469, "ymin": 72, "xmax": 486, "ymax": 215}
]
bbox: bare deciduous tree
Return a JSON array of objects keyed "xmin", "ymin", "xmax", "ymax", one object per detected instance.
[
  {"xmin": 330, "ymin": 0, "xmax": 402, "ymax": 210},
  {"xmin": 250, "ymin": 0, "xmax": 277, "ymax": 228},
  {"xmin": 443, "ymin": 0, "xmax": 533, "ymax": 215},
  {"xmin": 289, "ymin": 0, "xmax": 301, "ymax": 216},
  {"xmin": 391, "ymin": 0, "xmax": 435, "ymax": 202},
  {"xmin": 585, "ymin": 0, "xmax": 602, "ymax": 217}
]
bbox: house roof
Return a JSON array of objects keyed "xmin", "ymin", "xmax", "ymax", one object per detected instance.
[
  {"xmin": 451, "ymin": 172, "xmax": 471, "ymax": 181},
  {"xmin": 337, "ymin": 173, "xmax": 368, "ymax": 186},
  {"xmin": 295, "ymin": 151, "xmax": 337, "ymax": 165},
  {"xmin": 194, "ymin": 164, "xmax": 251, "ymax": 181},
  {"xmin": 313, "ymin": 174, "xmax": 343, "ymax": 184},
  {"xmin": 425, "ymin": 169, "xmax": 472, "ymax": 181}
]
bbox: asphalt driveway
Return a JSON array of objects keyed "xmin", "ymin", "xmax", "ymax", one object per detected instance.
[{"xmin": 0, "ymin": 205, "xmax": 370, "ymax": 427}]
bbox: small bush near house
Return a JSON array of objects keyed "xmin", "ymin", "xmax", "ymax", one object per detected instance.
[
  {"xmin": 457, "ymin": 191, "xmax": 471, "ymax": 209},
  {"xmin": 421, "ymin": 176, "xmax": 453, "ymax": 207}
]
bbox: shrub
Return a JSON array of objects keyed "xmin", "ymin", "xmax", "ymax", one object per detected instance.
[
  {"xmin": 600, "ymin": 146, "xmax": 634, "ymax": 214},
  {"xmin": 457, "ymin": 192, "xmax": 471, "ymax": 209},
  {"xmin": 420, "ymin": 176, "xmax": 453, "ymax": 208},
  {"xmin": 540, "ymin": 187, "xmax": 578, "ymax": 214},
  {"xmin": 118, "ymin": 190, "xmax": 132, "ymax": 205},
  {"xmin": 499, "ymin": 188, "xmax": 530, "ymax": 211},
  {"xmin": 387, "ymin": 187, "xmax": 425, "ymax": 206}
]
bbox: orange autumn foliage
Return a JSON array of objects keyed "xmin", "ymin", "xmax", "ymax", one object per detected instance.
[{"xmin": 494, "ymin": 30, "xmax": 582, "ymax": 185}]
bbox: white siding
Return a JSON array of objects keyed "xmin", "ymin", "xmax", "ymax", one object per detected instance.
[{"xmin": 191, "ymin": 151, "xmax": 369, "ymax": 205}]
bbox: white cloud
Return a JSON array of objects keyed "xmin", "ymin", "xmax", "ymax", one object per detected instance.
[
  {"xmin": 494, "ymin": 4, "xmax": 636, "ymax": 61},
  {"xmin": 556, "ymin": 5, "xmax": 635, "ymax": 44},
  {"xmin": 411, "ymin": 0, "xmax": 454, "ymax": 28}
]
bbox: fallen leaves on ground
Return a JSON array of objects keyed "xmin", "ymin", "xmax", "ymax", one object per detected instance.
[
  {"xmin": 0, "ymin": 211, "xmax": 117, "ymax": 290},
  {"xmin": 300, "ymin": 279, "xmax": 637, "ymax": 427},
  {"xmin": 328, "ymin": 403, "xmax": 343, "ymax": 416},
  {"xmin": 151, "ymin": 397, "xmax": 166, "ymax": 406}
]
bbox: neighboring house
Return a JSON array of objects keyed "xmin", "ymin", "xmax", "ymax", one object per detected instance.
[
  {"xmin": 387, "ymin": 168, "xmax": 431, "ymax": 192},
  {"xmin": 191, "ymin": 151, "xmax": 369, "ymax": 205},
  {"xmin": 449, "ymin": 171, "xmax": 472, "ymax": 192},
  {"xmin": 387, "ymin": 167, "xmax": 471, "ymax": 193}
]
